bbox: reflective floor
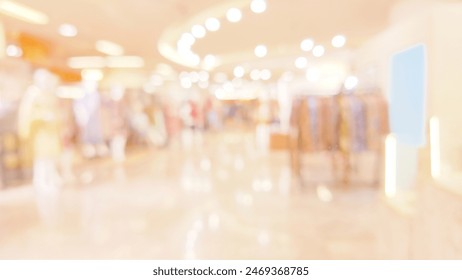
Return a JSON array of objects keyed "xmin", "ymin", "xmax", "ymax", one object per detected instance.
[{"xmin": 0, "ymin": 130, "xmax": 381, "ymax": 259}]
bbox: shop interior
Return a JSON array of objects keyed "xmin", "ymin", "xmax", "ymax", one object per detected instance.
[{"xmin": 0, "ymin": 0, "xmax": 462, "ymax": 259}]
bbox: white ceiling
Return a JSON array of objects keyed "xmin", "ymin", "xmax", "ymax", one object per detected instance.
[{"xmin": 0, "ymin": 0, "xmax": 406, "ymax": 73}]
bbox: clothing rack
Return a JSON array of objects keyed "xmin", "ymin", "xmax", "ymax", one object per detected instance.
[{"xmin": 289, "ymin": 91, "xmax": 389, "ymax": 188}]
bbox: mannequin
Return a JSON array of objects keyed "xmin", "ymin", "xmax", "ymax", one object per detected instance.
[{"xmin": 18, "ymin": 69, "xmax": 62, "ymax": 224}]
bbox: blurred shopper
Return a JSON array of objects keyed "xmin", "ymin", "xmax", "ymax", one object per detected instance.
[{"xmin": 18, "ymin": 69, "xmax": 62, "ymax": 224}]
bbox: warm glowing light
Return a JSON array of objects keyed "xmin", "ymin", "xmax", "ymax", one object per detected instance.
[
  {"xmin": 233, "ymin": 66, "xmax": 245, "ymax": 78},
  {"xmin": 226, "ymin": 8, "xmax": 242, "ymax": 23},
  {"xmin": 96, "ymin": 40, "xmax": 124, "ymax": 56},
  {"xmin": 250, "ymin": 69, "xmax": 260, "ymax": 81},
  {"xmin": 68, "ymin": 56, "xmax": 106, "ymax": 69},
  {"xmin": 306, "ymin": 68, "xmax": 320, "ymax": 82},
  {"xmin": 198, "ymin": 71, "xmax": 209, "ymax": 81},
  {"xmin": 332, "ymin": 35, "xmax": 346, "ymax": 48},
  {"xmin": 251, "ymin": 0, "xmax": 267, "ymax": 14},
  {"xmin": 56, "ymin": 86, "xmax": 85, "ymax": 99},
  {"xmin": 344, "ymin": 76, "xmax": 358, "ymax": 90},
  {"xmin": 254, "ymin": 45, "xmax": 267, "ymax": 58},
  {"xmin": 430, "ymin": 117, "xmax": 441, "ymax": 179},
  {"xmin": 6, "ymin": 44, "xmax": 22, "ymax": 57},
  {"xmin": 205, "ymin": 17, "xmax": 220, "ymax": 31},
  {"xmin": 312, "ymin": 45, "xmax": 325, "ymax": 57},
  {"xmin": 191, "ymin": 24, "xmax": 206, "ymax": 38},
  {"xmin": 295, "ymin": 57, "xmax": 308, "ymax": 69},
  {"xmin": 59, "ymin": 23, "xmax": 77, "ymax": 37},
  {"xmin": 0, "ymin": 0, "xmax": 49, "ymax": 25},
  {"xmin": 300, "ymin": 38, "xmax": 314, "ymax": 52},
  {"xmin": 203, "ymin": 54, "xmax": 217, "ymax": 69},
  {"xmin": 385, "ymin": 134, "xmax": 397, "ymax": 198},
  {"xmin": 106, "ymin": 56, "xmax": 145, "ymax": 68},
  {"xmin": 260, "ymin": 69, "xmax": 271, "ymax": 81},
  {"xmin": 81, "ymin": 69, "xmax": 104, "ymax": 81}
]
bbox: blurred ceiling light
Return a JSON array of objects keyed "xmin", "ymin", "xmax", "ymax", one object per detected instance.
[
  {"xmin": 254, "ymin": 44, "xmax": 267, "ymax": 58},
  {"xmin": 232, "ymin": 78, "xmax": 243, "ymax": 87},
  {"xmin": 198, "ymin": 71, "xmax": 209, "ymax": 81},
  {"xmin": 233, "ymin": 65, "xmax": 245, "ymax": 78},
  {"xmin": 251, "ymin": 0, "xmax": 267, "ymax": 14},
  {"xmin": 59, "ymin": 23, "xmax": 77, "ymax": 37},
  {"xmin": 180, "ymin": 78, "xmax": 192, "ymax": 89},
  {"xmin": 198, "ymin": 80, "xmax": 209, "ymax": 89},
  {"xmin": 260, "ymin": 69, "xmax": 271, "ymax": 81},
  {"xmin": 179, "ymin": 33, "xmax": 196, "ymax": 46},
  {"xmin": 281, "ymin": 71, "xmax": 294, "ymax": 82},
  {"xmin": 250, "ymin": 69, "xmax": 260, "ymax": 81},
  {"xmin": 56, "ymin": 86, "xmax": 85, "ymax": 99},
  {"xmin": 332, "ymin": 34, "xmax": 346, "ymax": 48},
  {"xmin": 312, "ymin": 45, "xmax": 325, "ymax": 57},
  {"xmin": 68, "ymin": 56, "xmax": 106, "ymax": 69},
  {"xmin": 226, "ymin": 8, "xmax": 242, "ymax": 23},
  {"xmin": 203, "ymin": 54, "xmax": 217, "ymax": 69},
  {"xmin": 81, "ymin": 69, "xmax": 103, "ymax": 81},
  {"xmin": 106, "ymin": 56, "xmax": 145, "ymax": 68},
  {"xmin": 190, "ymin": 53, "xmax": 201, "ymax": 66},
  {"xmin": 214, "ymin": 72, "xmax": 227, "ymax": 83},
  {"xmin": 191, "ymin": 24, "xmax": 206, "ymax": 38},
  {"xmin": 95, "ymin": 40, "xmax": 124, "ymax": 56},
  {"xmin": 295, "ymin": 57, "xmax": 308, "ymax": 69},
  {"xmin": 150, "ymin": 74, "xmax": 164, "ymax": 86},
  {"xmin": 223, "ymin": 81, "xmax": 234, "ymax": 92},
  {"xmin": 205, "ymin": 17, "xmax": 220, "ymax": 32},
  {"xmin": 300, "ymin": 38, "xmax": 314, "ymax": 52},
  {"xmin": 306, "ymin": 68, "xmax": 320, "ymax": 82},
  {"xmin": 344, "ymin": 75, "xmax": 358, "ymax": 90},
  {"xmin": 190, "ymin": 71, "xmax": 200, "ymax": 83},
  {"xmin": 6, "ymin": 44, "xmax": 22, "ymax": 57},
  {"xmin": 0, "ymin": 0, "xmax": 49, "ymax": 25}
]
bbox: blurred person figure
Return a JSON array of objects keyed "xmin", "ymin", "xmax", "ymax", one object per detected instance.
[
  {"xmin": 18, "ymin": 69, "xmax": 62, "ymax": 224},
  {"xmin": 73, "ymin": 80, "xmax": 107, "ymax": 158},
  {"xmin": 109, "ymin": 86, "xmax": 129, "ymax": 162},
  {"xmin": 145, "ymin": 99, "xmax": 167, "ymax": 148}
]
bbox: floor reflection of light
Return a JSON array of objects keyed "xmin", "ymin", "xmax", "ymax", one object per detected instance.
[
  {"xmin": 316, "ymin": 184, "xmax": 333, "ymax": 202},
  {"xmin": 278, "ymin": 166, "xmax": 291, "ymax": 194}
]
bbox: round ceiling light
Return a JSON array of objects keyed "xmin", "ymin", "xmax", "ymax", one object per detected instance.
[
  {"xmin": 295, "ymin": 57, "xmax": 308, "ymax": 69},
  {"xmin": 260, "ymin": 69, "xmax": 272, "ymax": 81},
  {"xmin": 250, "ymin": 69, "xmax": 260, "ymax": 81},
  {"xmin": 191, "ymin": 25, "xmax": 206, "ymax": 38},
  {"xmin": 233, "ymin": 66, "xmax": 245, "ymax": 78},
  {"xmin": 251, "ymin": 0, "xmax": 267, "ymax": 14},
  {"xmin": 205, "ymin": 17, "xmax": 220, "ymax": 31},
  {"xmin": 227, "ymin": 8, "xmax": 242, "ymax": 23},
  {"xmin": 254, "ymin": 45, "xmax": 267, "ymax": 58},
  {"xmin": 312, "ymin": 45, "xmax": 325, "ymax": 57},
  {"xmin": 344, "ymin": 76, "xmax": 358, "ymax": 90},
  {"xmin": 59, "ymin": 23, "xmax": 78, "ymax": 37},
  {"xmin": 332, "ymin": 35, "xmax": 346, "ymax": 48},
  {"xmin": 300, "ymin": 38, "xmax": 314, "ymax": 52}
]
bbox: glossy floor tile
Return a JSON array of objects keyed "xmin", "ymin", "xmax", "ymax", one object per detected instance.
[{"xmin": 0, "ymin": 131, "xmax": 381, "ymax": 259}]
